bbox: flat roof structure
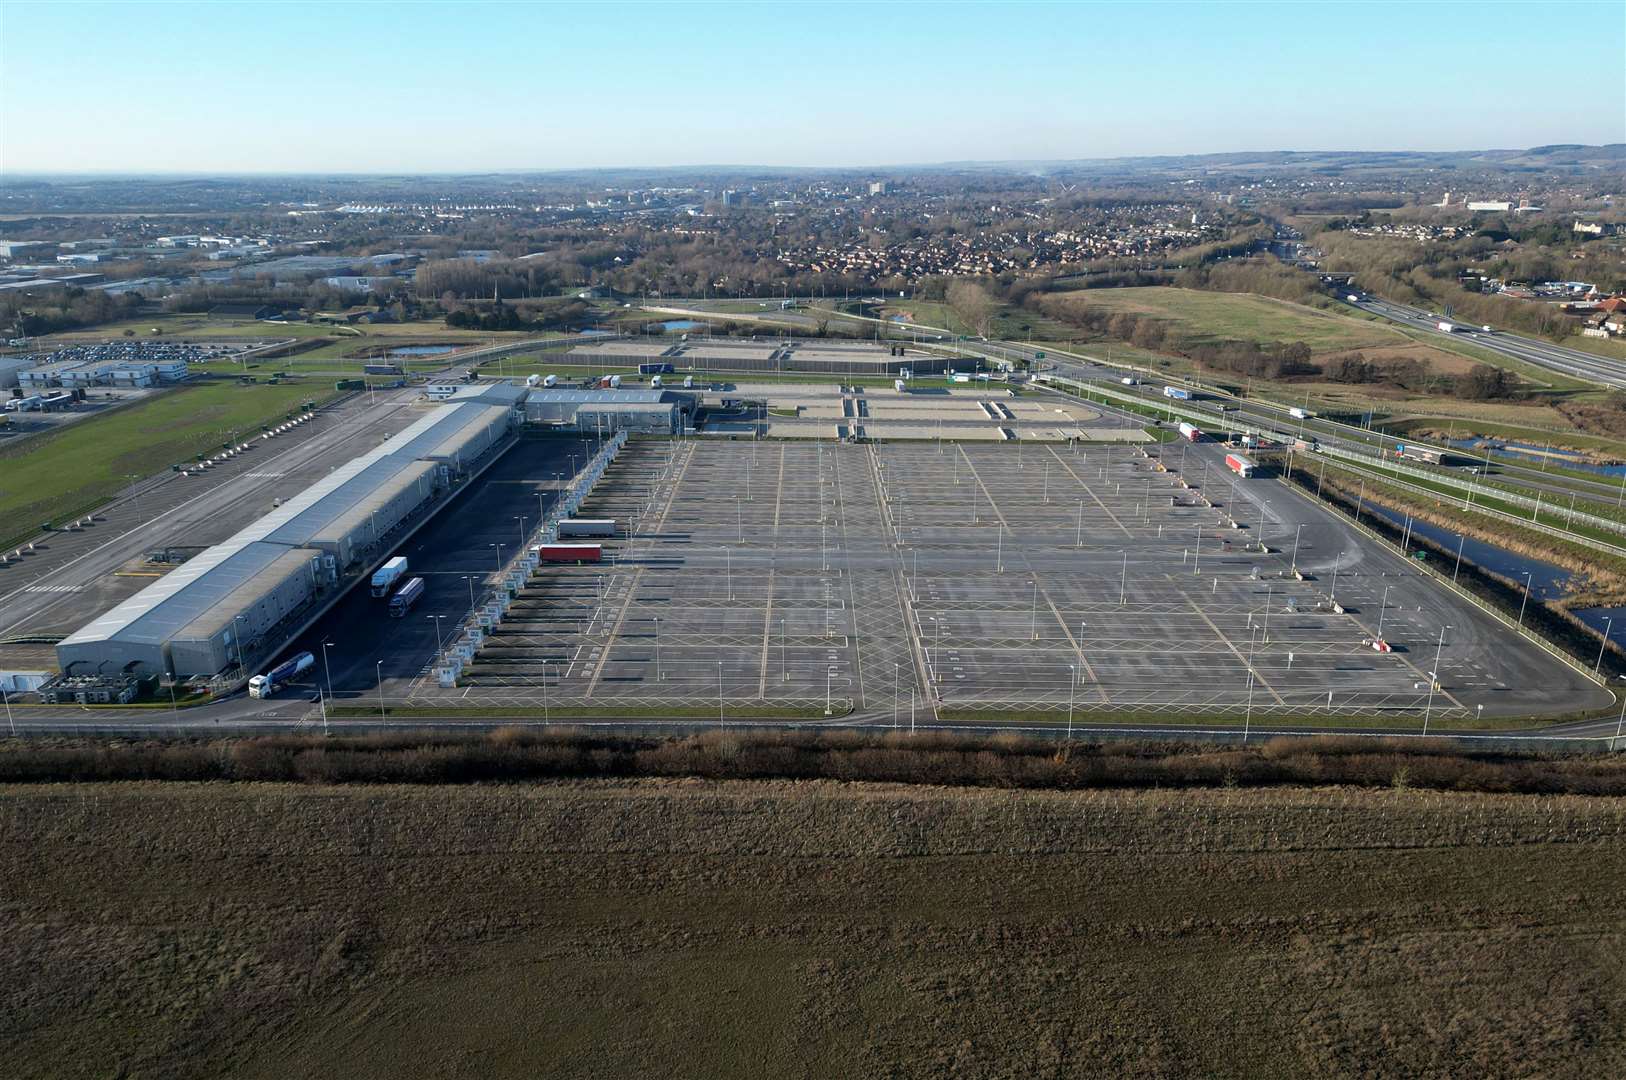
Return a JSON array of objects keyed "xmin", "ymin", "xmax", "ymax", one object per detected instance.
[
  {"xmin": 447, "ymin": 381, "xmax": 528, "ymax": 406},
  {"xmin": 57, "ymin": 541, "xmax": 321, "ymax": 663},
  {"xmin": 55, "ymin": 397, "xmax": 519, "ymax": 679}
]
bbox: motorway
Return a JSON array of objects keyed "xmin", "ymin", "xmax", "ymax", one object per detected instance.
[
  {"xmin": 991, "ymin": 346, "xmax": 1626, "ymax": 517},
  {"xmin": 1344, "ymin": 294, "xmax": 1626, "ymax": 391}
]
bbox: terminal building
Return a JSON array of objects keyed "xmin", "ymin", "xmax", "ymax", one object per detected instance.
[{"xmin": 522, "ymin": 388, "xmax": 697, "ymax": 434}]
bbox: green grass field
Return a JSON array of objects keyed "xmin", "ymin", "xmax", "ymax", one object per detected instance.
[
  {"xmin": 0, "ymin": 379, "xmax": 333, "ymax": 549},
  {"xmin": 1060, "ymin": 287, "xmax": 1401, "ymax": 353},
  {"xmin": 39, "ymin": 313, "xmax": 538, "ymax": 345}
]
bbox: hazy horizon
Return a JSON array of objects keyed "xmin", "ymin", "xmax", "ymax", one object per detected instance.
[{"xmin": 3, "ymin": 0, "xmax": 1622, "ymax": 174}]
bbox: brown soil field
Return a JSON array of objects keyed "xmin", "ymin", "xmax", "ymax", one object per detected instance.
[{"xmin": 4, "ymin": 778, "xmax": 1625, "ymax": 1079}]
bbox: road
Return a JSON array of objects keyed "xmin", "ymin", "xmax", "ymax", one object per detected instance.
[
  {"xmin": 1005, "ymin": 347, "xmax": 1626, "ymax": 522},
  {"xmin": 1344, "ymin": 294, "xmax": 1626, "ymax": 391}
]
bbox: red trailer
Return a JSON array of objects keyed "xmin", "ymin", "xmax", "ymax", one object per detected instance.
[
  {"xmin": 536, "ymin": 543, "xmax": 602, "ymax": 563},
  {"xmin": 1224, "ymin": 453, "xmax": 1255, "ymax": 478}
]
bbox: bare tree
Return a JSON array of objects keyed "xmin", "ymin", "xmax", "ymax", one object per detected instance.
[{"xmin": 947, "ymin": 280, "xmax": 996, "ymax": 338}]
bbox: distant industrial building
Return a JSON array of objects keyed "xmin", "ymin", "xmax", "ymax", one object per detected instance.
[
  {"xmin": 561, "ymin": 338, "xmax": 950, "ymax": 376},
  {"xmin": 0, "ymin": 356, "xmax": 37, "ymax": 389},
  {"xmin": 1467, "ymin": 201, "xmax": 1513, "ymax": 213}
]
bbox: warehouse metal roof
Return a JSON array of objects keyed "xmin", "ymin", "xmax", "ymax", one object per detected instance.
[
  {"xmin": 58, "ymin": 541, "xmax": 320, "ymax": 649},
  {"xmin": 168, "ymin": 546, "xmax": 328, "ymax": 643},
  {"xmin": 251, "ymin": 456, "xmax": 433, "ymax": 548},
  {"xmin": 447, "ymin": 381, "xmax": 527, "ymax": 406},
  {"xmin": 383, "ymin": 402, "xmax": 510, "ymax": 460},
  {"xmin": 304, "ymin": 460, "xmax": 439, "ymax": 552},
  {"xmin": 524, "ymin": 389, "xmax": 672, "ymax": 405}
]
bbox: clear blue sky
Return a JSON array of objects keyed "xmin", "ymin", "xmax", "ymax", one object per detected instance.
[{"xmin": 2, "ymin": 1, "xmax": 1621, "ymax": 173}]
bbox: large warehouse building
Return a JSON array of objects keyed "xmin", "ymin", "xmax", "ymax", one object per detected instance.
[{"xmin": 57, "ymin": 389, "xmax": 522, "ymax": 680}]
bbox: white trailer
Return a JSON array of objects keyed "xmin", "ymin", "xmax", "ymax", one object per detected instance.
[{"xmin": 370, "ymin": 555, "xmax": 408, "ymax": 597}]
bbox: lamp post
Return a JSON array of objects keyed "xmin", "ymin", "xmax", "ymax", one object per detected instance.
[
  {"xmin": 1516, "ymin": 571, "xmax": 1534, "ymax": 631},
  {"xmin": 320, "ymin": 641, "xmax": 337, "ymax": 704},
  {"xmin": 718, "ymin": 661, "xmax": 724, "ymax": 728},
  {"xmin": 542, "ymin": 658, "xmax": 550, "ymax": 722},
  {"xmin": 1424, "ymin": 624, "xmax": 1449, "ymax": 733},
  {"xmin": 515, "ymin": 515, "xmax": 527, "ymax": 546},
  {"xmin": 1119, "ymin": 550, "xmax": 1128, "ymax": 606},
  {"xmin": 2, "ymin": 683, "xmax": 13, "ymax": 737},
  {"xmin": 375, "ymin": 660, "xmax": 385, "ymax": 723},
  {"xmin": 491, "ymin": 542, "xmax": 504, "ymax": 574},
  {"xmin": 427, "ymin": 614, "xmax": 445, "ymax": 652},
  {"xmin": 1067, "ymin": 664, "xmax": 1075, "ymax": 739},
  {"xmin": 1596, "ymin": 616, "xmax": 1614, "ymax": 677},
  {"xmin": 1243, "ymin": 625, "xmax": 1258, "ymax": 743},
  {"xmin": 654, "ymin": 616, "xmax": 662, "ymax": 681},
  {"xmin": 1614, "ymin": 676, "xmax": 1626, "ymax": 752},
  {"xmin": 1290, "ymin": 523, "xmax": 1304, "ymax": 574},
  {"xmin": 462, "ymin": 575, "xmax": 476, "ymax": 612},
  {"xmin": 1376, "ymin": 584, "xmax": 1392, "ymax": 641}
]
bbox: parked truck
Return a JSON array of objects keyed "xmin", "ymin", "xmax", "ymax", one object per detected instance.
[
  {"xmin": 1178, "ymin": 421, "xmax": 1202, "ymax": 442},
  {"xmin": 536, "ymin": 543, "xmax": 602, "ymax": 563},
  {"xmin": 371, "ymin": 555, "xmax": 409, "ymax": 597},
  {"xmin": 388, "ymin": 576, "xmax": 425, "ymax": 617},
  {"xmin": 1225, "ymin": 452, "xmax": 1255, "ymax": 478},
  {"xmin": 247, "ymin": 651, "xmax": 314, "ymax": 699},
  {"xmin": 1437, "ymin": 320, "xmax": 1459, "ymax": 333},
  {"xmin": 596, "ymin": 374, "xmax": 623, "ymax": 389},
  {"xmin": 1163, "ymin": 385, "xmax": 1192, "ymax": 401},
  {"xmin": 556, "ymin": 519, "xmax": 616, "ymax": 539}
]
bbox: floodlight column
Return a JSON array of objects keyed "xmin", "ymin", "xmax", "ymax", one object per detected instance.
[{"xmin": 1424, "ymin": 624, "xmax": 1447, "ymax": 732}]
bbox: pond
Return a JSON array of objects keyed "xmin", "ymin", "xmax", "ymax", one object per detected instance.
[
  {"xmin": 657, "ymin": 320, "xmax": 706, "ymax": 332},
  {"xmin": 1363, "ymin": 502, "xmax": 1619, "ymax": 637},
  {"xmin": 387, "ymin": 345, "xmax": 458, "ymax": 357},
  {"xmin": 1445, "ymin": 437, "xmax": 1626, "ymax": 478}
]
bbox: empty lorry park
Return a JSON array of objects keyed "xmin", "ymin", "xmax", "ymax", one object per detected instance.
[
  {"xmin": 0, "ymin": 367, "xmax": 1616, "ymax": 736},
  {"xmin": 321, "ymin": 434, "xmax": 1604, "ymax": 728}
]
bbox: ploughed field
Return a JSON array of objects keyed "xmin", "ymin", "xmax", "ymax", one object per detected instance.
[{"xmin": 4, "ymin": 776, "xmax": 1624, "ymax": 1078}]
